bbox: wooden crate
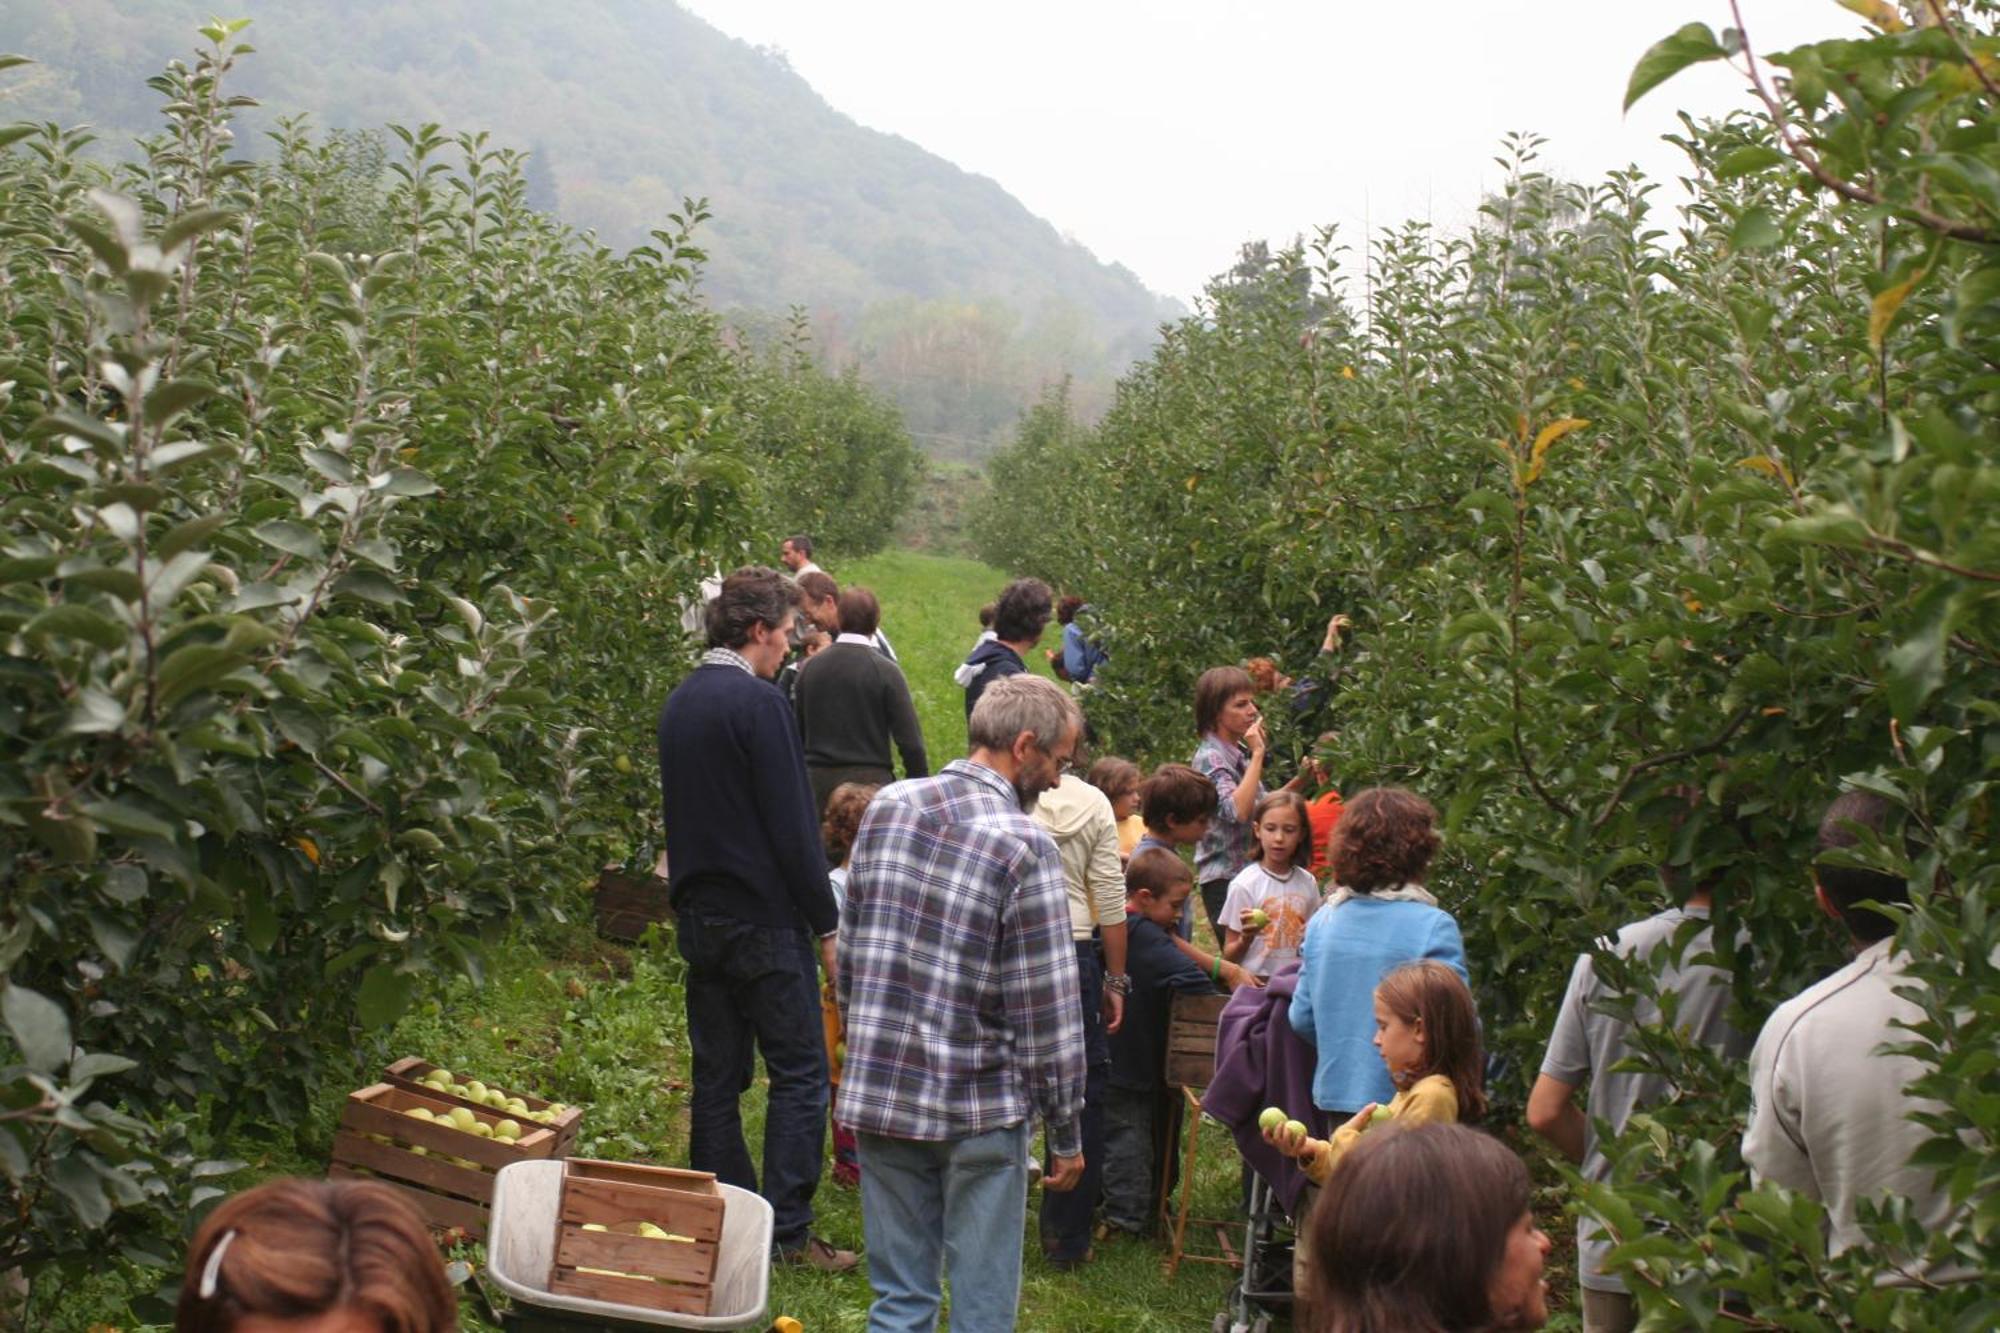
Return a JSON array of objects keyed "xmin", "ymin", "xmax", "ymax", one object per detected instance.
[
  {"xmin": 1164, "ymin": 991, "xmax": 1230, "ymax": 1089},
  {"xmin": 548, "ymin": 1158, "xmax": 727, "ymax": 1316},
  {"xmin": 594, "ymin": 868, "xmax": 674, "ymax": 943},
  {"xmin": 328, "ymin": 1083, "xmax": 561, "ymax": 1238},
  {"xmin": 383, "ymin": 1057, "xmax": 583, "ymax": 1157}
]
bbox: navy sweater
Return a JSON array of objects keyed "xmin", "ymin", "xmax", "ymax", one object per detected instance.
[{"xmin": 658, "ymin": 663, "xmax": 838, "ymax": 935}]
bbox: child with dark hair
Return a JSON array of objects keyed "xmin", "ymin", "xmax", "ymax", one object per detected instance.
[
  {"xmin": 1101, "ymin": 849, "xmax": 1251, "ymax": 1239},
  {"xmin": 1220, "ymin": 789, "xmax": 1320, "ymax": 978},
  {"xmin": 821, "ymin": 781, "xmax": 878, "ymax": 1188},
  {"xmin": 1086, "ymin": 756, "xmax": 1144, "ymax": 861},
  {"xmin": 1131, "ymin": 762, "xmax": 1215, "ymax": 939}
]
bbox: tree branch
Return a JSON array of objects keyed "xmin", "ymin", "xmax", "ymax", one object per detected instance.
[
  {"xmin": 1728, "ymin": 0, "xmax": 1998, "ymax": 245},
  {"xmin": 1591, "ymin": 705, "xmax": 1757, "ymax": 831},
  {"xmin": 1923, "ymin": 0, "xmax": 2000, "ymax": 103},
  {"xmin": 1866, "ymin": 534, "xmax": 2000, "ymax": 583}
]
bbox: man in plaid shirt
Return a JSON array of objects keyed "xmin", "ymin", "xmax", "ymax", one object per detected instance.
[{"xmin": 836, "ymin": 673, "xmax": 1088, "ymax": 1332}]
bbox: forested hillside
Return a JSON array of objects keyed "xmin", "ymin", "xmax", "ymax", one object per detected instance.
[{"xmin": 0, "ymin": 0, "xmax": 1178, "ymax": 455}]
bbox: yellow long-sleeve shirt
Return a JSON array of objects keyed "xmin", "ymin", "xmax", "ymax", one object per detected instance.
[{"xmin": 1302, "ymin": 1073, "xmax": 1460, "ymax": 1184}]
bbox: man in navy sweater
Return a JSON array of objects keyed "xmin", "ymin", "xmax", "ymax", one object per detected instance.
[{"xmin": 658, "ymin": 566, "xmax": 856, "ymax": 1272}]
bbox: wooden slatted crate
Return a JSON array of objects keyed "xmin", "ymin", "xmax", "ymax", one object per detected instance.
[
  {"xmin": 381, "ymin": 1057, "xmax": 583, "ymax": 1157},
  {"xmin": 594, "ymin": 867, "xmax": 674, "ymax": 943},
  {"xmin": 327, "ymin": 1083, "xmax": 562, "ymax": 1238},
  {"xmin": 1164, "ymin": 991, "xmax": 1230, "ymax": 1089},
  {"xmin": 548, "ymin": 1158, "xmax": 728, "ymax": 1316}
]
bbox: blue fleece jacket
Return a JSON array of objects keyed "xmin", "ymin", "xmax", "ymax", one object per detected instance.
[{"xmin": 1288, "ymin": 895, "xmax": 1468, "ymax": 1112}]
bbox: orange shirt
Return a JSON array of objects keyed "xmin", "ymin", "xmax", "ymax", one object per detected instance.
[{"xmin": 1306, "ymin": 790, "xmax": 1343, "ymax": 875}]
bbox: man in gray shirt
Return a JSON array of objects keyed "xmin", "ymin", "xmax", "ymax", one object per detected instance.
[{"xmin": 1528, "ymin": 873, "xmax": 1747, "ymax": 1332}]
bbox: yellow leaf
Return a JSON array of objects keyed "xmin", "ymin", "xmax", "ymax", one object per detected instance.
[
  {"xmin": 1523, "ymin": 418, "xmax": 1590, "ymax": 484},
  {"xmin": 1833, "ymin": 0, "xmax": 1906, "ymax": 30},
  {"xmin": 1340, "ymin": 365, "xmax": 1356, "ymax": 380},
  {"xmin": 1735, "ymin": 454, "xmax": 1797, "ymax": 487},
  {"xmin": 1185, "ymin": 475, "xmax": 1199, "ymax": 492},
  {"xmin": 296, "ymin": 835, "xmax": 321, "ymax": 865},
  {"xmin": 1869, "ymin": 273, "xmax": 1922, "ymax": 351},
  {"xmin": 1566, "ymin": 377, "xmax": 1584, "ymax": 391},
  {"xmin": 1515, "ymin": 412, "xmax": 1530, "ymax": 445},
  {"xmin": 1682, "ymin": 595, "xmax": 1704, "ymax": 613}
]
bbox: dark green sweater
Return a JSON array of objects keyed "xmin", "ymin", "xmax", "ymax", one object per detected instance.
[{"xmin": 792, "ymin": 641, "xmax": 929, "ymax": 778}]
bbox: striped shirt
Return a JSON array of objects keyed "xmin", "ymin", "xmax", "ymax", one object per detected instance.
[{"xmin": 834, "ymin": 759, "xmax": 1087, "ymax": 1155}]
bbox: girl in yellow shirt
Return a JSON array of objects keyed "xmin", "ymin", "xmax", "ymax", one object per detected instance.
[{"xmin": 1265, "ymin": 959, "xmax": 1486, "ymax": 1184}]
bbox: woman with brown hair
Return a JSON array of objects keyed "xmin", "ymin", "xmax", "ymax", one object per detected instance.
[
  {"xmin": 176, "ymin": 1177, "xmax": 457, "ymax": 1332},
  {"xmin": 1190, "ymin": 664, "xmax": 1323, "ymax": 944},
  {"xmin": 1307, "ymin": 1122, "xmax": 1551, "ymax": 1331},
  {"xmin": 1289, "ymin": 788, "xmax": 1469, "ymax": 1124}
]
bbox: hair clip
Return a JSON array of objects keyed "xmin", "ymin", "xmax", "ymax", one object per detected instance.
[{"xmin": 198, "ymin": 1228, "xmax": 238, "ymax": 1300}]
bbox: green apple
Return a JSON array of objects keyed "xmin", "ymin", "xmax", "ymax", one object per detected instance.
[
  {"xmin": 405, "ymin": 1106, "xmax": 435, "ymax": 1122},
  {"xmin": 663, "ymin": 1234, "xmax": 694, "ymax": 1243},
  {"xmin": 494, "ymin": 1119, "xmax": 522, "ymax": 1141},
  {"xmin": 1284, "ymin": 1119, "xmax": 1308, "ymax": 1145},
  {"xmin": 1370, "ymin": 1105, "xmax": 1395, "ymax": 1126},
  {"xmin": 447, "ymin": 1107, "xmax": 478, "ymax": 1131},
  {"xmin": 465, "ymin": 1080, "xmax": 488, "ymax": 1101},
  {"xmin": 834, "ymin": 1041, "xmax": 847, "ymax": 1064},
  {"xmin": 1257, "ymin": 1106, "xmax": 1286, "ymax": 1133},
  {"xmin": 452, "ymin": 1083, "xmax": 472, "ymax": 1098},
  {"xmin": 470, "ymin": 1120, "xmax": 493, "ymax": 1138},
  {"xmin": 409, "ymin": 1145, "xmax": 429, "ymax": 1157},
  {"xmin": 506, "ymin": 1097, "xmax": 530, "ymax": 1114},
  {"xmin": 428, "ymin": 1068, "xmax": 453, "ymax": 1086},
  {"xmin": 636, "ymin": 1222, "xmax": 668, "ymax": 1240},
  {"xmin": 1246, "ymin": 908, "xmax": 1269, "ymax": 929},
  {"xmin": 582, "ymin": 1222, "xmax": 609, "ymax": 1233}
]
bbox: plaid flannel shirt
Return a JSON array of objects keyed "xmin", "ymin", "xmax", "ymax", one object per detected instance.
[{"xmin": 834, "ymin": 759, "xmax": 1087, "ymax": 1155}]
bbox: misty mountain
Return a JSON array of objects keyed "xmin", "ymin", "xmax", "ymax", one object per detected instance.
[{"xmin": 0, "ymin": 0, "xmax": 1181, "ymax": 456}]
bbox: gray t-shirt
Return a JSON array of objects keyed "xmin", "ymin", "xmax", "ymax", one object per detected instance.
[{"xmin": 1540, "ymin": 906, "xmax": 1747, "ymax": 1292}]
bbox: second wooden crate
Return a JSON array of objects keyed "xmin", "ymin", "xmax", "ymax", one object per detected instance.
[
  {"xmin": 1165, "ymin": 991, "xmax": 1230, "ymax": 1090},
  {"xmin": 548, "ymin": 1158, "xmax": 727, "ymax": 1316}
]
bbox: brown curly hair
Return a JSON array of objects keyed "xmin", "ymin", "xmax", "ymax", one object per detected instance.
[
  {"xmin": 1329, "ymin": 787, "xmax": 1440, "ymax": 892},
  {"xmin": 821, "ymin": 782, "xmax": 880, "ymax": 867}
]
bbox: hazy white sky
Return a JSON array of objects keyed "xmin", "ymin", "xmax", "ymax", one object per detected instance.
[{"xmin": 680, "ymin": 0, "xmax": 1837, "ymax": 302}]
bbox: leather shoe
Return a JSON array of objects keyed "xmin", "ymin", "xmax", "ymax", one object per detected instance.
[{"xmin": 776, "ymin": 1235, "xmax": 860, "ymax": 1273}]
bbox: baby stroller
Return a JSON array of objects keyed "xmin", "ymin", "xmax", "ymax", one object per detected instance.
[{"xmin": 1197, "ymin": 965, "xmax": 1329, "ymax": 1333}]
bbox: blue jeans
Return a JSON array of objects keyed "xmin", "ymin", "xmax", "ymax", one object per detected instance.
[
  {"xmin": 675, "ymin": 911, "xmax": 828, "ymax": 1252},
  {"xmin": 1039, "ymin": 940, "xmax": 1107, "ymax": 1261},
  {"xmin": 856, "ymin": 1121, "xmax": 1029, "ymax": 1333}
]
